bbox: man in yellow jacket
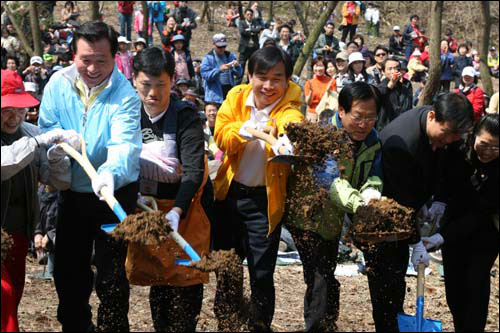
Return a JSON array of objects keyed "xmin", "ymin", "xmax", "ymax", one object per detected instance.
[{"xmin": 213, "ymin": 46, "xmax": 304, "ymax": 331}]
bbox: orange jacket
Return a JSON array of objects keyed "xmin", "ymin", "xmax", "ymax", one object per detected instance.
[
  {"xmin": 214, "ymin": 83, "xmax": 304, "ymax": 235},
  {"xmin": 341, "ymin": 2, "xmax": 361, "ymax": 26}
]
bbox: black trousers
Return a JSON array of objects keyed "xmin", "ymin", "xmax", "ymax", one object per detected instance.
[
  {"xmin": 288, "ymin": 225, "xmax": 340, "ymax": 332},
  {"xmin": 238, "ymin": 47, "xmax": 258, "ymax": 84},
  {"xmin": 442, "ymin": 223, "xmax": 499, "ymax": 332},
  {"xmin": 359, "ymin": 240, "xmax": 410, "ymax": 332},
  {"xmin": 341, "ymin": 24, "xmax": 357, "ymax": 43},
  {"xmin": 149, "ymin": 284, "xmax": 204, "ymax": 332},
  {"xmin": 54, "ymin": 182, "xmax": 138, "ymax": 332},
  {"xmin": 213, "ymin": 182, "xmax": 281, "ymax": 332}
]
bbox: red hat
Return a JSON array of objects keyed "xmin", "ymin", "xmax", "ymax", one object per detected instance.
[{"xmin": 1, "ymin": 70, "xmax": 40, "ymax": 109}]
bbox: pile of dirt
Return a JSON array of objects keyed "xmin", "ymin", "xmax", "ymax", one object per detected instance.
[
  {"xmin": 352, "ymin": 199, "xmax": 414, "ymax": 242},
  {"xmin": 284, "ymin": 122, "xmax": 353, "ymax": 225},
  {"xmin": 191, "ymin": 249, "xmax": 241, "ymax": 274},
  {"xmin": 111, "ymin": 211, "xmax": 173, "ymax": 246},
  {"xmin": 1, "ymin": 228, "xmax": 13, "ymax": 264}
]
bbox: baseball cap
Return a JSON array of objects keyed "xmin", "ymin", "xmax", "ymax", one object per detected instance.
[
  {"xmin": 30, "ymin": 56, "xmax": 43, "ymax": 65},
  {"xmin": 412, "ymin": 49, "xmax": 422, "ymax": 57},
  {"xmin": 462, "ymin": 66, "xmax": 476, "ymax": 78},
  {"xmin": 117, "ymin": 36, "xmax": 130, "ymax": 44},
  {"xmin": 348, "ymin": 52, "xmax": 365, "ymax": 65},
  {"xmin": 1, "ymin": 70, "xmax": 40, "ymax": 109},
  {"xmin": 212, "ymin": 33, "xmax": 227, "ymax": 47},
  {"xmin": 172, "ymin": 34, "xmax": 186, "ymax": 43},
  {"xmin": 134, "ymin": 37, "xmax": 146, "ymax": 45},
  {"xmin": 490, "ymin": 46, "xmax": 496, "ymax": 51},
  {"xmin": 393, "ymin": 26, "xmax": 400, "ymax": 31},
  {"xmin": 336, "ymin": 51, "xmax": 349, "ymax": 61}
]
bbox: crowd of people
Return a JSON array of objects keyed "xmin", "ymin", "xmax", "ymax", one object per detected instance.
[{"xmin": 1, "ymin": 1, "xmax": 499, "ymax": 333}]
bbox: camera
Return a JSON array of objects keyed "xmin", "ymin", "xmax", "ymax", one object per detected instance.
[{"xmin": 34, "ymin": 66, "xmax": 41, "ymax": 74}]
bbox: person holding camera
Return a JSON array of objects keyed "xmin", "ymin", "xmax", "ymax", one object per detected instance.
[{"xmin": 22, "ymin": 56, "xmax": 49, "ymax": 96}]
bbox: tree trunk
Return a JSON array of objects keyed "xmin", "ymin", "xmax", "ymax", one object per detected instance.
[
  {"xmin": 89, "ymin": 1, "xmax": 100, "ymax": 21},
  {"xmin": 238, "ymin": 1, "xmax": 244, "ymax": 20},
  {"xmin": 293, "ymin": 2, "xmax": 310, "ymax": 38},
  {"xmin": 293, "ymin": 1, "xmax": 338, "ymax": 77},
  {"xmin": 267, "ymin": 1, "xmax": 274, "ymax": 23},
  {"xmin": 141, "ymin": 1, "xmax": 149, "ymax": 46},
  {"xmin": 479, "ymin": 1, "xmax": 494, "ymax": 97},
  {"xmin": 28, "ymin": 2, "xmax": 42, "ymax": 56},
  {"xmin": 418, "ymin": 1, "xmax": 443, "ymax": 106},
  {"xmin": 201, "ymin": 1, "xmax": 209, "ymax": 23},
  {"xmin": 303, "ymin": 2, "xmax": 311, "ymax": 27},
  {"xmin": 2, "ymin": 2, "xmax": 34, "ymax": 56}
]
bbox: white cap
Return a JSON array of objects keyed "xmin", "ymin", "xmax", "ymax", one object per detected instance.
[
  {"xmin": 393, "ymin": 25, "xmax": 400, "ymax": 31},
  {"xmin": 462, "ymin": 66, "xmax": 476, "ymax": 77},
  {"xmin": 412, "ymin": 49, "xmax": 422, "ymax": 57},
  {"xmin": 30, "ymin": 56, "xmax": 43, "ymax": 65},
  {"xmin": 348, "ymin": 52, "xmax": 365, "ymax": 65},
  {"xmin": 134, "ymin": 37, "xmax": 146, "ymax": 45},
  {"xmin": 117, "ymin": 36, "xmax": 130, "ymax": 44},
  {"xmin": 23, "ymin": 81, "xmax": 38, "ymax": 92}
]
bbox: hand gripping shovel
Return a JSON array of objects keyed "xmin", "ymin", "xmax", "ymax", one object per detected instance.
[
  {"xmin": 59, "ymin": 140, "xmax": 201, "ymax": 266},
  {"xmin": 398, "ymin": 263, "xmax": 443, "ymax": 332}
]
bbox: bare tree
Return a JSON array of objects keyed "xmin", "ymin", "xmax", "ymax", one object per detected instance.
[
  {"xmin": 238, "ymin": 1, "xmax": 244, "ymax": 20},
  {"xmin": 480, "ymin": 1, "xmax": 494, "ymax": 97},
  {"xmin": 90, "ymin": 1, "xmax": 100, "ymax": 21},
  {"xmin": 293, "ymin": 2, "xmax": 310, "ymax": 38},
  {"xmin": 141, "ymin": 1, "xmax": 149, "ymax": 46},
  {"xmin": 28, "ymin": 2, "xmax": 42, "ymax": 56},
  {"xmin": 267, "ymin": 1, "xmax": 274, "ymax": 23},
  {"xmin": 418, "ymin": 1, "xmax": 444, "ymax": 107},
  {"xmin": 293, "ymin": 1, "xmax": 338, "ymax": 77},
  {"xmin": 1, "ymin": 2, "xmax": 34, "ymax": 56}
]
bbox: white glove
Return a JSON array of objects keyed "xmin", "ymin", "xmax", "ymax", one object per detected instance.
[
  {"xmin": 139, "ymin": 141, "xmax": 182, "ymax": 183},
  {"xmin": 239, "ymin": 120, "xmax": 258, "ymax": 140},
  {"xmin": 361, "ymin": 188, "xmax": 382, "ymax": 205},
  {"xmin": 36, "ymin": 129, "xmax": 80, "ymax": 147},
  {"xmin": 421, "ymin": 233, "xmax": 444, "ymax": 251},
  {"xmin": 165, "ymin": 210, "xmax": 180, "ymax": 233},
  {"xmin": 428, "ymin": 201, "xmax": 447, "ymax": 228},
  {"xmin": 271, "ymin": 134, "xmax": 294, "ymax": 156},
  {"xmin": 410, "ymin": 241, "xmax": 430, "ymax": 267},
  {"xmin": 92, "ymin": 171, "xmax": 114, "ymax": 201}
]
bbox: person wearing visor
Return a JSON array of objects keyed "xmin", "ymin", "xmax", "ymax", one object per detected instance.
[{"xmin": 1, "ymin": 69, "xmax": 77, "ymax": 332}]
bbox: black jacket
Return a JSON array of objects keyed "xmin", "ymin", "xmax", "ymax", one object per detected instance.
[
  {"xmin": 381, "ymin": 107, "xmax": 447, "ymax": 243},
  {"xmin": 140, "ymin": 99, "xmax": 205, "ymax": 213},
  {"xmin": 439, "ymin": 142, "xmax": 499, "ymax": 247},
  {"xmin": 453, "ymin": 55, "xmax": 473, "ymax": 79},
  {"xmin": 376, "ymin": 78, "xmax": 413, "ymax": 131},
  {"xmin": 238, "ymin": 19, "xmax": 262, "ymax": 53},
  {"xmin": 278, "ymin": 42, "xmax": 301, "ymax": 67},
  {"xmin": 389, "ymin": 35, "xmax": 404, "ymax": 55}
]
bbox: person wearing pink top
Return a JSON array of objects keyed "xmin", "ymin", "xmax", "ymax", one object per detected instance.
[
  {"xmin": 134, "ymin": 6, "xmax": 152, "ymax": 41},
  {"xmin": 115, "ymin": 36, "xmax": 134, "ymax": 81}
]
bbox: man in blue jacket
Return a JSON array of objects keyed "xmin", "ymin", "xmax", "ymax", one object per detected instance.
[
  {"xmin": 38, "ymin": 21, "xmax": 142, "ymax": 332},
  {"xmin": 201, "ymin": 33, "xmax": 243, "ymax": 105}
]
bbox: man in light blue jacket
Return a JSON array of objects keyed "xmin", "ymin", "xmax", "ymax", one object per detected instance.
[
  {"xmin": 201, "ymin": 33, "xmax": 243, "ymax": 105},
  {"xmin": 38, "ymin": 21, "xmax": 142, "ymax": 332}
]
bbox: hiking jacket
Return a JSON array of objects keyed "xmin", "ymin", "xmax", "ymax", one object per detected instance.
[
  {"xmin": 201, "ymin": 50, "xmax": 242, "ymax": 105},
  {"xmin": 214, "ymin": 83, "xmax": 304, "ymax": 235},
  {"xmin": 455, "ymin": 85, "xmax": 484, "ymax": 123},
  {"xmin": 39, "ymin": 64, "xmax": 142, "ymax": 193}
]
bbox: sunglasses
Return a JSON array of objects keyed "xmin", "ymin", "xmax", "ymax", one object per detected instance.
[{"xmin": 375, "ymin": 53, "xmax": 387, "ymax": 57}]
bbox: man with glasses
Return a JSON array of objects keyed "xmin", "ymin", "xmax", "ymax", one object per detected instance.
[
  {"xmin": 362, "ymin": 93, "xmax": 474, "ymax": 332},
  {"xmin": 376, "ymin": 57, "xmax": 413, "ymax": 131},
  {"xmin": 201, "ymin": 33, "xmax": 243, "ymax": 106},
  {"xmin": 367, "ymin": 45, "xmax": 389, "ymax": 85}
]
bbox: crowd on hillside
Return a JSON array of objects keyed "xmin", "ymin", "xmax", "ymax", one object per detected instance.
[{"xmin": 1, "ymin": 1, "xmax": 499, "ymax": 333}]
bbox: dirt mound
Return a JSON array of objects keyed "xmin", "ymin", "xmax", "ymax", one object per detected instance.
[
  {"xmin": 111, "ymin": 211, "xmax": 173, "ymax": 246},
  {"xmin": 352, "ymin": 199, "xmax": 414, "ymax": 242},
  {"xmin": 1, "ymin": 229, "xmax": 13, "ymax": 264}
]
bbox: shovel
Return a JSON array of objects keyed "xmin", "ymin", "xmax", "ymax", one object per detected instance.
[
  {"xmin": 398, "ymin": 263, "xmax": 443, "ymax": 332},
  {"xmin": 59, "ymin": 140, "xmax": 201, "ymax": 265}
]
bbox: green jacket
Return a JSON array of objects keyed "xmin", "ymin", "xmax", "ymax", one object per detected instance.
[{"xmin": 285, "ymin": 113, "xmax": 383, "ymax": 240}]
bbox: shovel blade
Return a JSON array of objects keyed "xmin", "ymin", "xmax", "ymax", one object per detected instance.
[
  {"xmin": 398, "ymin": 313, "xmax": 442, "ymax": 332},
  {"xmin": 101, "ymin": 224, "xmax": 118, "ymax": 233}
]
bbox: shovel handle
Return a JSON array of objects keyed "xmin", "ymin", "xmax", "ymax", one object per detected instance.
[
  {"xmin": 417, "ymin": 262, "xmax": 425, "ymax": 298},
  {"xmin": 59, "ymin": 141, "xmax": 126, "ymax": 221}
]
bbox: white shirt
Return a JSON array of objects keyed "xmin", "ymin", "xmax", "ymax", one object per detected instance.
[{"xmin": 234, "ymin": 91, "xmax": 282, "ymax": 187}]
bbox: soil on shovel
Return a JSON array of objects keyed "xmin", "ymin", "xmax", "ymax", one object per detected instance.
[
  {"xmin": 1, "ymin": 228, "xmax": 13, "ymax": 264},
  {"xmin": 191, "ymin": 249, "xmax": 241, "ymax": 274},
  {"xmin": 111, "ymin": 211, "xmax": 173, "ymax": 245},
  {"xmin": 284, "ymin": 122, "xmax": 353, "ymax": 228},
  {"xmin": 352, "ymin": 198, "xmax": 414, "ymax": 242}
]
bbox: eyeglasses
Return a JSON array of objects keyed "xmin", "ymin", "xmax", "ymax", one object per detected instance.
[
  {"xmin": 477, "ymin": 141, "xmax": 500, "ymax": 153},
  {"xmin": 375, "ymin": 53, "xmax": 387, "ymax": 57},
  {"xmin": 215, "ymin": 45, "xmax": 226, "ymax": 49},
  {"xmin": 349, "ymin": 113, "xmax": 378, "ymax": 125}
]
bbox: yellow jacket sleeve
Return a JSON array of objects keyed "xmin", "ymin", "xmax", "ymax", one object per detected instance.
[{"xmin": 214, "ymin": 99, "xmax": 249, "ymax": 157}]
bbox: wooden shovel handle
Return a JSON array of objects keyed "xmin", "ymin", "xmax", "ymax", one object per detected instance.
[{"xmin": 417, "ymin": 262, "xmax": 425, "ymax": 298}]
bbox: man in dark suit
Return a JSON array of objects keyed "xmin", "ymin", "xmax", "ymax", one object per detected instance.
[{"xmin": 238, "ymin": 8, "xmax": 262, "ymax": 84}]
